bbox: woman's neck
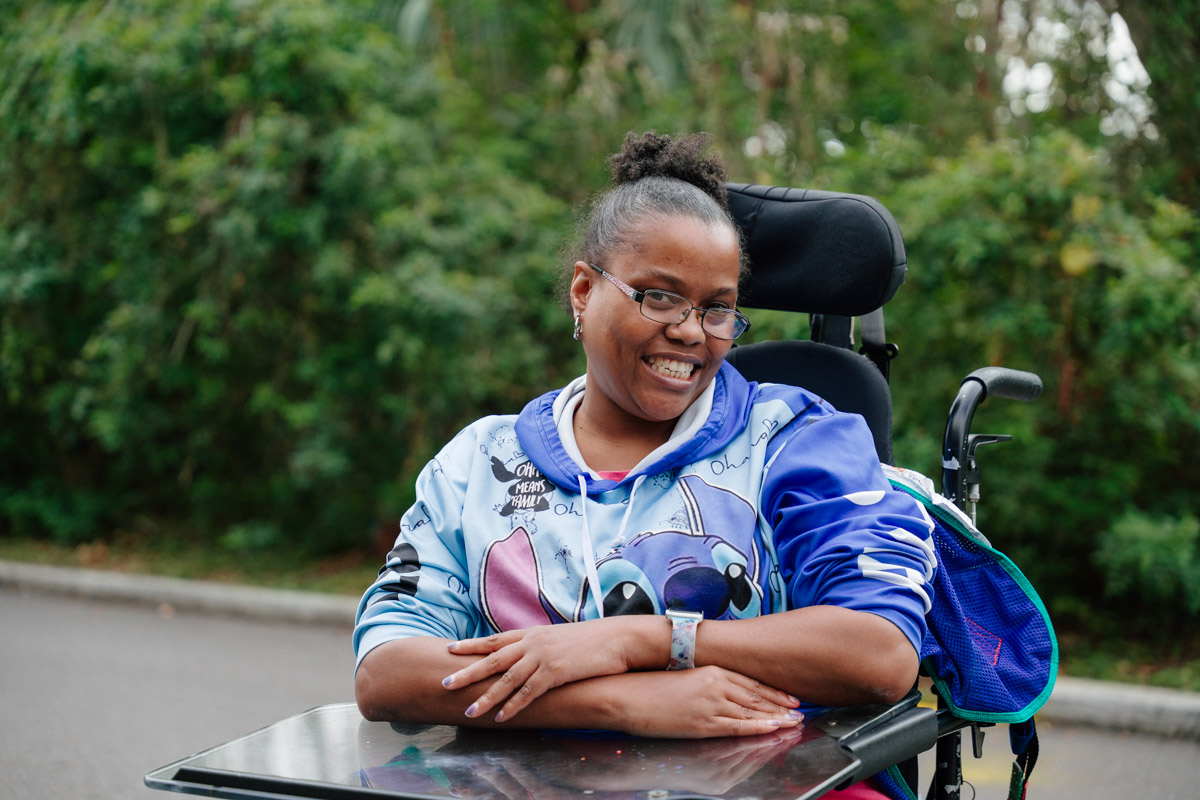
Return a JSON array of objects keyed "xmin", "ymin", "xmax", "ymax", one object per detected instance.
[{"xmin": 571, "ymin": 395, "xmax": 676, "ymax": 473}]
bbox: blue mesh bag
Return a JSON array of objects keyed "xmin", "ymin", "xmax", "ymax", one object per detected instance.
[{"xmin": 880, "ymin": 466, "xmax": 1057, "ymax": 800}]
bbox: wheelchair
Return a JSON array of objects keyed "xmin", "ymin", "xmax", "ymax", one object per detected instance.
[
  {"xmin": 724, "ymin": 182, "xmax": 1047, "ymax": 799},
  {"xmin": 145, "ymin": 183, "xmax": 1053, "ymax": 800}
]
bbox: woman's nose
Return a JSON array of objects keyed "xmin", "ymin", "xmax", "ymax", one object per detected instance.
[{"xmin": 667, "ymin": 308, "xmax": 707, "ymax": 344}]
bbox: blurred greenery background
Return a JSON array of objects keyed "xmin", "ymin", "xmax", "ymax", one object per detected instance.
[{"xmin": 2, "ymin": 0, "xmax": 1197, "ymax": 684}]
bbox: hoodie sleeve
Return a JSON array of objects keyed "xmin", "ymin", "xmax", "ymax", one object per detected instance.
[
  {"xmin": 353, "ymin": 432, "xmax": 481, "ymax": 670},
  {"xmin": 761, "ymin": 409, "xmax": 936, "ymax": 654}
]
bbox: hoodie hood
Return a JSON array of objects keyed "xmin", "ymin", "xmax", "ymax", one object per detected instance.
[{"xmin": 515, "ymin": 361, "xmax": 755, "ymax": 494}]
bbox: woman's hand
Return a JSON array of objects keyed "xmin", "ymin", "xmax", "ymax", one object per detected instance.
[
  {"xmin": 616, "ymin": 666, "xmax": 802, "ymax": 739},
  {"xmin": 442, "ymin": 617, "xmax": 659, "ymax": 722}
]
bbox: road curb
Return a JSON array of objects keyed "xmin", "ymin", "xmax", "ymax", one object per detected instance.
[
  {"xmin": 1039, "ymin": 675, "xmax": 1200, "ymax": 740},
  {"xmin": 3, "ymin": 559, "xmax": 1198, "ymax": 740},
  {"xmin": 0, "ymin": 559, "xmax": 356, "ymax": 627}
]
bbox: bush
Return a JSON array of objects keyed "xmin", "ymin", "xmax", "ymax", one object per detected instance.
[
  {"xmin": 885, "ymin": 131, "xmax": 1200, "ymax": 619},
  {"xmin": 1096, "ymin": 510, "xmax": 1200, "ymax": 618},
  {"xmin": 0, "ymin": 0, "xmax": 576, "ymax": 552}
]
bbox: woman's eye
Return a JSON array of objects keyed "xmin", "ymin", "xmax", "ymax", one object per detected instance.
[{"xmin": 642, "ymin": 290, "xmax": 680, "ymax": 308}]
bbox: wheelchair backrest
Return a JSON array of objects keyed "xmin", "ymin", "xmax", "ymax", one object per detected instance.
[{"xmin": 724, "ymin": 183, "xmax": 907, "ymax": 464}]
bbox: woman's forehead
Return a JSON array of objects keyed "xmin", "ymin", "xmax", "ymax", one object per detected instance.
[{"xmin": 616, "ymin": 216, "xmax": 740, "ymax": 282}]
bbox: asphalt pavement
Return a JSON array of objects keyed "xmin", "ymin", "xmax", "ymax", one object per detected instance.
[{"xmin": 3, "ymin": 559, "xmax": 1199, "ymax": 800}]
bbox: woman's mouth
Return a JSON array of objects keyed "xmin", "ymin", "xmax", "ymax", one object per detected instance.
[{"xmin": 647, "ymin": 357, "xmax": 696, "ymax": 380}]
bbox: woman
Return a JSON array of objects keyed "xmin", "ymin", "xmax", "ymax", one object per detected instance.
[{"xmin": 353, "ymin": 133, "xmax": 935, "ymax": 756}]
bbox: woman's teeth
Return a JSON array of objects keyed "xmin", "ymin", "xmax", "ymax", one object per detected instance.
[{"xmin": 648, "ymin": 357, "xmax": 695, "ymax": 380}]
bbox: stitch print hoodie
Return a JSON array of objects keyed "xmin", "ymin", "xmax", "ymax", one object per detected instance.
[{"xmin": 354, "ymin": 362, "xmax": 937, "ymax": 712}]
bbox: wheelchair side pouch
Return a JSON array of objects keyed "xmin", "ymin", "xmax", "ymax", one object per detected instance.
[
  {"xmin": 882, "ymin": 466, "xmax": 1057, "ymax": 800},
  {"xmin": 883, "ymin": 465, "xmax": 1058, "ymax": 722}
]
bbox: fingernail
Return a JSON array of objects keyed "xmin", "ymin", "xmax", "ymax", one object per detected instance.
[
  {"xmin": 464, "ymin": 704, "xmax": 477, "ymax": 718},
  {"xmin": 494, "ymin": 710, "xmax": 505, "ymax": 723},
  {"xmin": 768, "ymin": 719, "xmax": 782, "ymax": 728},
  {"xmin": 788, "ymin": 710, "xmax": 804, "ymax": 721},
  {"xmin": 442, "ymin": 676, "xmax": 454, "ymax": 688},
  {"xmin": 787, "ymin": 695, "xmax": 800, "ymax": 705}
]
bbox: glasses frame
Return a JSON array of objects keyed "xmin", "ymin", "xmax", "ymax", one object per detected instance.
[{"xmin": 587, "ymin": 263, "xmax": 751, "ymax": 341}]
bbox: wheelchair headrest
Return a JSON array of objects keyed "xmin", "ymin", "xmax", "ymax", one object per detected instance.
[{"xmin": 726, "ymin": 183, "xmax": 907, "ymax": 316}]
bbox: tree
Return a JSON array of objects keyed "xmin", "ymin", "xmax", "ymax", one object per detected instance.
[
  {"xmin": 4, "ymin": 0, "xmax": 1197, "ymax": 632},
  {"xmin": 1115, "ymin": 1, "xmax": 1200, "ymax": 208},
  {"xmin": 887, "ymin": 131, "xmax": 1200, "ymax": 623},
  {"xmin": 0, "ymin": 0, "xmax": 575, "ymax": 550}
]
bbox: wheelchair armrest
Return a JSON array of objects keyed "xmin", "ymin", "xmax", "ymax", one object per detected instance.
[{"xmin": 811, "ymin": 689, "xmax": 939, "ymax": 789}]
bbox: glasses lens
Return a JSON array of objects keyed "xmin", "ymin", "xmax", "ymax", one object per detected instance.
[
  {"xmin": 637, "ymin": 288, "xmax": 749, "ymax": 340},
  {"xmin": 702, "ymin": 309, "xmax": 746, "ymax": 340},
  {"xmin": 639, "ymin": 290, "xmax": 690, "ymax": 323}
]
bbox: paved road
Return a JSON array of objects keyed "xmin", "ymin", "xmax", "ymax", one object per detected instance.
[
  {"xmin": 1, "ymin": 586, "xmax": 354, "ymax": 800},
  {"xmin": 3, "ymin": 586, "xmax": 1199, "ymax": 799}
]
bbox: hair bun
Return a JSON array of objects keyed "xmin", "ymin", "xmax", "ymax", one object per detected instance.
[{"xmin": 609, "ymin": 131, "xmax": 729, "ymax": 210}]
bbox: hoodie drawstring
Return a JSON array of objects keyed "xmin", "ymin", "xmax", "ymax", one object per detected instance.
[{"xmin": 577, "ymin": 473, "xmax": 646, "ymax": 620}]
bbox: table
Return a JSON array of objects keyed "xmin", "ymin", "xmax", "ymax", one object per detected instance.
[{"xmin": 146, "ymin": 693, "xmax": 936, "ymax": 800}]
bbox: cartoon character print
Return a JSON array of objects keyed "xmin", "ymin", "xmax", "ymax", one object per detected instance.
[
  {"xmin": 491, "ymin": 457, "xmax": 555, "ymax": 516},
  {"xmin": 576, "ymin": 475, "xmax": 763, "ymax": 621},
  {"xmin": 479, "ymin": 526, "xmax": 569, "ymax": 630},
  {"xmin": 476, "ymin": 474, "xmax": 763, "ymax": 632}
]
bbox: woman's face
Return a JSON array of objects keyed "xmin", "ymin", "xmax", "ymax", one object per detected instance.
[{"xmin": 570, "ymin": 214, "xmax": 742, "ymax": 428}]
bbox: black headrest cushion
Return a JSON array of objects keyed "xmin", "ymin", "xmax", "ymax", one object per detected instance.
[
  {"xmin": 725, "ymin": 340, "xmax": 893, "ymax": 464},
  {"xmin": 726, "ymin": 183, "xmax": 907, "ymax": 316}
]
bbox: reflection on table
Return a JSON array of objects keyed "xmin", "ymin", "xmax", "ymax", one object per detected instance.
[{"xmin": 146, "ymin": 700, "xmax": 928, "ymax": 800}]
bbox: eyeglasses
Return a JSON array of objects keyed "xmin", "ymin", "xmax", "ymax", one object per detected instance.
[{"xmin": 589, "ymin": 263, "xmax": 751, "ymax": 341}]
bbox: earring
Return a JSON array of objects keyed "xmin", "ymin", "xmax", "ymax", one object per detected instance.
[{"xmin": 573, "ymin": 313, "xmax": 582, "ymax": 341}]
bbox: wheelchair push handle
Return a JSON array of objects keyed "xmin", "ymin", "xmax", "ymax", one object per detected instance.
[
  {"xmin": 942, "ymin": 367, "xmax": 1043, "ymax": 509},
  {"xmin": 964, "ymin": 366, "xmax": 1043, "ymax": 403}
]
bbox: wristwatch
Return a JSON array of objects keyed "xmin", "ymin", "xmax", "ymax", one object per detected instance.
[{"xmin": 665, "ymin": 608, "xmax": 703, "ymax": 670}]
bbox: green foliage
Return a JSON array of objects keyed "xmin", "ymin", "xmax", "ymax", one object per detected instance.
[
  {"xmin": 1, "ymin": 0, "xmax": 575, "ymax": 551},
  {"xmin": 1095, "ymin": 510, "xmax": 1200, "ymax": 618},
  {"xmin": 1117, "ymin": 1, "xmax": 1200, "ymax": 209},
  {"xmin": 2, "ymin": 0, "xmax": 1198, "ymax": 639},
  {"xmin": 885, "ymin": 131, "xmax": 1200, "ymax": 620}
]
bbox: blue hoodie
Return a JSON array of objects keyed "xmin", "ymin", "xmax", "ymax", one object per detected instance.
[{"xmin": 354, "ymin": 363, "xmax": 936, "ymax": 707}]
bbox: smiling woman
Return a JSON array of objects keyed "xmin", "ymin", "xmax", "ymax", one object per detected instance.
[
  {"xmin": 352, "ymin": 132, "xmax": 938, "ymax": 798},
  {"xmin": 569, "ymin": 214, "xmax": 741, "ymax": 469}
]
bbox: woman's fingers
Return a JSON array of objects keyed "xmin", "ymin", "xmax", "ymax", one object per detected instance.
[
  {"xmin": 447, "ymin": 632, "xmax": 514, "ymax": 655},
  {"xmin": 719, "ymin": 717, "xmax": 792, "ymax": 737},
  {"xmin": 618, "ymin": 667, "xmax": 804, "ymax": 738},
  {"xmin": 442, "ymin": 638, "xmax": 521, "ymax": 690},
  {"xmin": 460, "ymin": 659, "xmax": 540, "ymax": 720},
  {"xmin": 718, "ymin": 697, "xmax": 803, "ymax": 730},
  {"xmin": 445, "ymin": 622, "xmax": 637, "ymax": 722},
  {"xmin": 695, "ymin": 671, "xmax": 804, "ymax": 736},
  {"xmin": 443, "ymin": 635, "xmax": 804, "ymax": 733},
  {"xmin": 726, "ymin": 671, "xmax": 800, "ymax": 710},
  {"xmin": 729, "ymin": 683, "xmax": 803, "ymax": 724},
  {"xmin": 492, "ymin": 670, "xmax": 555, "ymax": 721},
  {"xmin": 441, "ymin": 637, "xmax": 551, "ymax": 721}
]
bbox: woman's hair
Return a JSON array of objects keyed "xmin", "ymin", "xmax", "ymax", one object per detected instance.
[{"xmin": 560, "ymin": 132, "xmax": 747, "ymax": 308}]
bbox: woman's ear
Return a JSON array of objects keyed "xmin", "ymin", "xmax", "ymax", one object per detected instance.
[{"xmin": 568, "ymin": 261, "xmax": 593, "ymax": 316}]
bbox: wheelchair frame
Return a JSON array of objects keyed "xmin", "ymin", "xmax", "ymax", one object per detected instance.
[{"xmin": 723, "ymin": 182, "xmax": 1044, "ymax": 800}]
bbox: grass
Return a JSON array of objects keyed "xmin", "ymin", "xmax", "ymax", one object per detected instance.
[
  {"xmin": 1056, "ymin": 629, "xmax": 1200, "ymax": 693},
  {"xmin": 0, "ymin": 534, "xmax": 380, "ymax": 597},
  {"xmin": 3, "ymin": 534, "xmax": 1198, "ymax": 693}
]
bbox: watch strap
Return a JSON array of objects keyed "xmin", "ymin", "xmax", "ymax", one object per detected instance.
[{"xmin": 665, "ymin": 608, "xmax": 702, "ymax": 670}]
